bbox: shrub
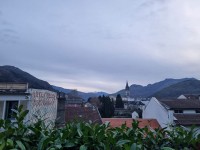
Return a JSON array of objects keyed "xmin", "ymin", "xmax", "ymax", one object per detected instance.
[{"xmin": 0, "ymin": 106, "xmax": 199, "ymax": 150}]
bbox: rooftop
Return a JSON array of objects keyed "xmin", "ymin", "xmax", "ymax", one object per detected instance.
[
  {"xmin": 174, "ymin": 114, "xmax": 200, "ymax": 126},
  {"xmin": 159, "ymin": 99, "xmax": 200, "ymax": 109},
  {"xmin": 102, "ymin": 118, "xmax": 160, "ymax": 129},
  {"xmin": 180, "ymin": 94, "xmax": 200, "ymax": 100},
  {"xmin": 65, "ymin": 106, "xmax": 102, "ymax": 124}
]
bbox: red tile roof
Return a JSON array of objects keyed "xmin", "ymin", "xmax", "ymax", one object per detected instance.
[
  {"xmin": 65, "ymin": 106, "xmax": 102, "ymax": 124},
  {"xmin": 102, "ymin": 118, "xmax": 160, "ymax": 129}
]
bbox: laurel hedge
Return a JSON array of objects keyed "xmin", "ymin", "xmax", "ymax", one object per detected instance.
[{"xmin": 0, "ymin": 106, "xmax": 200, "ymax": 150}]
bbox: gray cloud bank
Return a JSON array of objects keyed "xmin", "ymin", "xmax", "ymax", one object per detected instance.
[{"xmin": 0, "ymin": 0, "xmax": 200, "ymax": 92}]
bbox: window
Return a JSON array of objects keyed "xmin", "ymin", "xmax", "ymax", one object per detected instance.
[
  {"xmin": 5, "ymin": 101, "xmax": 18, "ymax": 119},
  {"xmin": 174, "ymin": 110, "xmax": 183, "ymax": 113}
]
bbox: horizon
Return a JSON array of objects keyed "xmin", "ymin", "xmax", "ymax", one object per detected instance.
[
  {"xmin": 1, "ymin": 1, "xmax": 200, "ymax": 93},
  {"xmin": 1, "ymin": 65, "xmax": 198, "ymax": 93}
]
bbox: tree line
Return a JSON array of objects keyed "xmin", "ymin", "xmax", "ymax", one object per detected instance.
[{"xmin": 98, "ymin": 94, "xmax": 124, "ymax": 118}]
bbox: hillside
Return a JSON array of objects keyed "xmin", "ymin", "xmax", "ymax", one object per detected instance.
[
  {"xmin": 152, "ymin": 79, "xmax": 200, "ymax": 98},
  {"xmin": 0, "ymin": 65, "xmax": 55, "ymax": 91},
  {"xmin": 113, "ymin": 78, "xmax": 194, "ymax": 98},
  {"xmin": 52, "ymin": 85, "xmax": 108, "ymax": 100}
]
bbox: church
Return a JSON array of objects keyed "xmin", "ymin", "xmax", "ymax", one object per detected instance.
[{"xmin": 124, "ymin": 81, "xmax": 134, "ymax": 101}]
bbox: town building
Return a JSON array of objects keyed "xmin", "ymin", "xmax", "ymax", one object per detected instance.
[
  {"xmin": 143, "ymin": 97, "xmax": 200, "ymax": 129},
  {"xmin": 0, "ymin": 83, "xmax": 57, "ymax": 125},
  {"xmin": 65, "ymin": 105, "xmax": 102, "ymax": 124},
  {"xmin": 55, "ymin": 92, "xmax": 102, "ymax": 125},
  {"xmin": 178, "ymin": 94, "xmax": 200, "ymax": 100}
]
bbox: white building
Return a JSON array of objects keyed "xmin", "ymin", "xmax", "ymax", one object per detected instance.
[
  {"xmin": 0, "ymin": 83, "xmax": 57, "ymax": 125},
  {"xmin": 143, "ymin": 97, "xmax": 200, "ymax": 129},
  {"xmin": 178, "ymin": 94, "xmax": 200, "ymax": 100}
]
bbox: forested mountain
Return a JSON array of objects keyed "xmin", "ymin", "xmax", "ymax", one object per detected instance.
[
  {"xmin": 0, "ymin": 65, "xmax": 55, "ymax": 91},
  {"xmin": 52, "ymin": 85, "xmax": 108, "ymax": 100},
  {"xmin": 113, "ymin": 78, "xmax": 196, "ymax": 98},
  {"xmin": 1, "ymin": 65, "xmax": 199, "ymax": 99},
  {"xmin": 152, "ymin": 79, "xmax": 200, "ymax": 98}
]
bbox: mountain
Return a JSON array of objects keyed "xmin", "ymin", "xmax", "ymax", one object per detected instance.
[
  {"xmin": 0, "ymin": 65, "xmax": 55, "ymax": 91},
  {"xmin": 78, "ymin": 91, "xmax": 108, "ymax": 100},
  {"xmin": 113, "ymin": 78, "xmax": 195, "ymax": 98},
  {"xmin": 52, "ymin": 85, "xmax": 108, "ymax": 100},
  {"xmin": 52, "ymin": 85, "xmax": 72, "ymax": 93},
  {"xmin": 152, "ymin": 79, "xmax": 200, "ymax": 98}
]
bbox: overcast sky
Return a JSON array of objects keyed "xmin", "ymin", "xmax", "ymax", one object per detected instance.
[{"xmin": 1, "ymin": 0, "xmax": 200, "ymax": 93}]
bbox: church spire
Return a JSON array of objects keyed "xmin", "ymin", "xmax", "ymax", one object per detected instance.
[
  {"xmin": 125, "ymin": 81, "xmax": 129, "ymax": 91},
  {"xmin": 125, "ymin": 81, "xmax": 130, "ymax": 98}
]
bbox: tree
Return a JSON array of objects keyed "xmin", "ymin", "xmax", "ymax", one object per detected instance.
[
  {"xmin": 98, "ymin": 95, "xmax": 115, "ymax": 118},
  {"xmin": 115, "ymin": 94, "xmax": 124, "ymax": 108}
]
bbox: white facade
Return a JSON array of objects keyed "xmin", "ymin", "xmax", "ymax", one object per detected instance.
[
  {"xmin": 132, "ymin": 111, "xmax": 139, "ymax": 119},
  {"xmin": 177, "ymin": 95, "xmax": 187, "ymax": 99},
  {"xmin": 143, "ymin": 97, "xmax": 200, "ymax": 129},
  {"xmin": 143, "ymin": 97, "xmax": 174, "ymax": 128},
  {"xmin": 0, "ymin": 88, "xmax": 57, "ymax": 126},
  {"xmin": 27, "ymin": 89, "xmax": 57, "ymax": 125},
  {"xmin": 183, "ymin": 110, "xmax": 196, "ymax": 114}
]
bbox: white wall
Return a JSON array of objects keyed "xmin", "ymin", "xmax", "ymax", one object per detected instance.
[
  {"xmin": 0, "ymin": 89, "xmax": 57, "ymax": 126},
  {"xmin": 28, "ymin": 89, "xmax": 57, "ymax": 126},
  {"xmin": 132, "ymin": 111, "xmax": 139, "ymax": 119},
  {"xmin": 177, "ymin": 95, "xmax": 187, "ymax": 99},
  {"xmin": 143, "ymin": 97, "xmax": 170, "ymax": 128},
  {"xmin": 183, "ymin": 110, "xmax": 196, "ymax": 114}
]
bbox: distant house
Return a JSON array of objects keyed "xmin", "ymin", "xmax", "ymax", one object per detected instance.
[
  {"xmin": 88, "ymin": 97, "xmax": 101, "ymax": 108},
  {"xmin": 178, "ymin": 94, "xmax": 200, "ymax": 100},
  {"xmin": 143, "ymin": 97, "xmax": 200, "ymax": 129},
  {"xmin": 65, "ymin": 92, "xmax": 84, "ymax": 107},
  {"xmin": 0, "ymin": 83, "xmax": 58, "ymax": 125},
  {"xmin": 124, "ymin": 101, "xmax": 145, "ymax": 110},
  {"xmin": 102, "ymin": 118, "xmax": 160, "ymax": 129},
  {"xmin": 56, "ymin": 92, "xmax": 102, "ymax": 125},
  {"xmin": 114, "ymin": 108, "xmax": 132, "ymax": 118}
]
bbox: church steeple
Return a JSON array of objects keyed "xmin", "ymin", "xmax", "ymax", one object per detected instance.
[
  {"xmin": 125, "ymin": 81, "xmax": 130, "ymax": 98},
  {"xmin": 125, "ymin": 81, "xmax": 129, "ymax": 91}
]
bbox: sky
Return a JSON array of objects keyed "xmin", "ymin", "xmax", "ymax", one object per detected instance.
[{"xmin": 1, "ymin": 0, "xmax": 200, "ymax": 93}]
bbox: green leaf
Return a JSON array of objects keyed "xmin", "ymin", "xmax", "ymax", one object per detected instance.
[
  {"xmin": 116, "ymin": 140, "xmax": 130, "ymax": 147},
  {"xmin": 0, "ymin": 140, "xmax": 6, "ymax": 150},
  {"xmin": 22, "ymin": 138, "xmax": 30, "ymax": 142},
  {"xmin": 130, "ymin": 143, "xmax": 137, "ymax": 150},
  {"xmin": 77, "ymin": 128, "xmax": 83, "ymax": 137},
  {"xmin": 7, "ymin": 139, "xmax": 14, "ymax": 147},
  {"xmin": 80, "ymin": 145, "xmax": 87, "ymax": 150},
  {"xmin": 130, "ymin": 143, "xmax": 142, "ymax": 150},
  {"xmin": 55, "ymin": 144, "xmax": 62, "ymax": 149},
  {"xmin": 16, "ymin": 140, "xmax": 26, "ymax": 150},
  {"xmin": 38, "ymin": 136, "xmax": 49, "ymax": 150},
  {"xmin": 161, "ymin": 147, "xmax": 175, "ymax": 150},
  {"xmin": 64, "ymin": 142, "xmax": 75, "ymax": 148}
]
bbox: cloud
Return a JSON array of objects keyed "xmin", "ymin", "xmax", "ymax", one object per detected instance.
[{"xmin": 1, "ymin": 0, "xmax": 200, "ymax": 92}]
